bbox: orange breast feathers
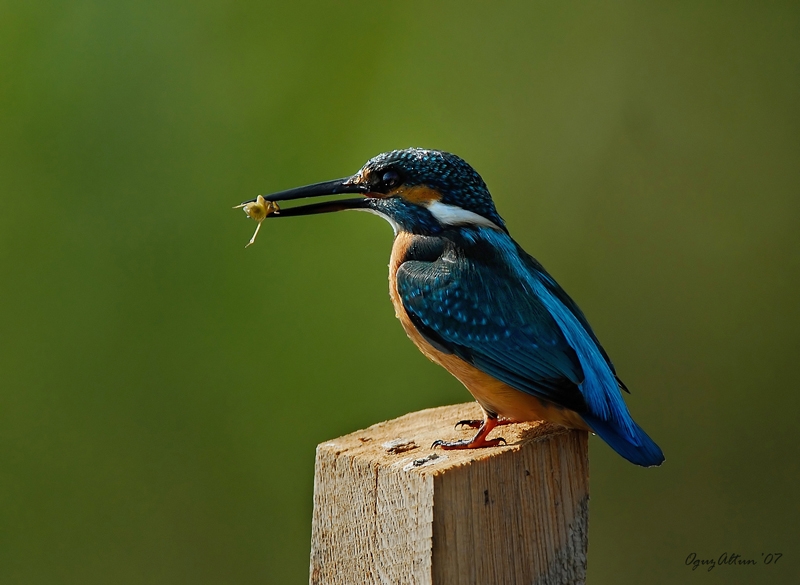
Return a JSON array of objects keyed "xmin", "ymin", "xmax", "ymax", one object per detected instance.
[{"xmin": 387, "ymin": 232, "xmax": 589, "ymax": 430}]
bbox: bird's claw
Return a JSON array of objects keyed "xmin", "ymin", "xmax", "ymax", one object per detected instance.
[
  {"xmin": 455, "ymin": 418, "xmax": 515, "ymax": 430},
  {"xmin": 432, "ymin": 436, "xmax": 507, "ymax": 450}
]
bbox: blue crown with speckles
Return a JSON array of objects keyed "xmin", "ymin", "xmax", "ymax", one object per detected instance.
[{"xmin": 363, "ymin": 148, "xmax": 506, "ymax": 229}]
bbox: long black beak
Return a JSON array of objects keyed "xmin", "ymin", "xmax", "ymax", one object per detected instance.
[{"xmin": 240, "ymin": 176, "xmax": 372, "ymax": 217}]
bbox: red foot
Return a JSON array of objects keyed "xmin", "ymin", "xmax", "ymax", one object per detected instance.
[{"xmin": 433, "ymin": 417, "xmax": 507, "ymax": 450}]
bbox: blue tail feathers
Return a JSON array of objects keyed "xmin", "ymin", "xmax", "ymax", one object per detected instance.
[{"xmin": 581, "ymin": 413, "xmax": 665, "ymax": 467}]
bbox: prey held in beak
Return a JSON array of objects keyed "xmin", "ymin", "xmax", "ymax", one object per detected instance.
[{"xmin": 234, "ymin": 176, "xmax": 370, "ymax": 247}]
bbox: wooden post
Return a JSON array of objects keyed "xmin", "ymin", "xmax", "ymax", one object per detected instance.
[{"xmin": 309, "ymin": 403, "xmax": 589, "ymax": 585}]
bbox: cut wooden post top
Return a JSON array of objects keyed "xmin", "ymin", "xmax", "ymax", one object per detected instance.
[
  {"xmin": 311, "ymin": 403, "xmax": 589, "ymax": 585},
  {"xmin": 316, "ymin": 402, "xmax": 570, "ymax": 474}
]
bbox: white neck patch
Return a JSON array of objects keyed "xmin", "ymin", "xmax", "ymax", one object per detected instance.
[{"xmin": 427, "ymin": 201, "xmax": 502, "ymax": 230}]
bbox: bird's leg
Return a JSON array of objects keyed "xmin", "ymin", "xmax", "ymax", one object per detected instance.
[
  {"xmin": 454, "ymin": 417, "xmax": 515, "ymax": 430},
  {"xmin": 433, "ymin": 414, "xmax": 507, "ymax": 449}
]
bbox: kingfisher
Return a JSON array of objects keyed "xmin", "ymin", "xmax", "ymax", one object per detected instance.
[{"xmin": 242, "ymin": 148, "xmax": 664, "ymax": 467}]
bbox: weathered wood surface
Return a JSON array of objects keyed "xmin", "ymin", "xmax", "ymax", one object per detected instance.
[{"xmin": 309, "ymin": 403, "xmax": 589, "ymax": 585}]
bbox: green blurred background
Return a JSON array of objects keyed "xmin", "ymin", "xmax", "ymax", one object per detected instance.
[{"xmin": 1, "ymin": 1, "xmax": 798, "ymax": 583}]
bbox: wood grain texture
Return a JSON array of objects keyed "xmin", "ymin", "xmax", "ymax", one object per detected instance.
[{"xmin": 310, "ymin": 403, "xmax": 589, "ymax": 585}]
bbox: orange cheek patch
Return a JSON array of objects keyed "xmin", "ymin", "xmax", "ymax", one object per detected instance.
[{"xmin": 393, "ymin": 185, "xmax": 443, "ymax": 204}]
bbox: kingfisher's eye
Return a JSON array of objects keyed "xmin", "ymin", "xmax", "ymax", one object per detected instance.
[{"xmin": 381, "ymin": 170, "xmax": 401, "ymax": 189}]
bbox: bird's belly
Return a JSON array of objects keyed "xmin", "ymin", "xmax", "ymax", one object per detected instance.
[
  {"xmin": 422, "ymin": 345, "xmax": 586, "ymax": 428},
  {"xmin": 388, "ymin": 233, "xmax": 587, "ymax": 430}
]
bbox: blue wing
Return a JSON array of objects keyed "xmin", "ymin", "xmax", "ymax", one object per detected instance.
[
  {"xmin": 396, "ymin": 229, "xmax": 664, "ymax": 466},
  {"xmin": 397, "ymin": 242, "xmax": 588, "ymax": 413}
]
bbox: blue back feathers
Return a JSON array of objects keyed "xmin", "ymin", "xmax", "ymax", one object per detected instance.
[{"xmin": 477, "ymin": 229, "xmax": 664, "ymax": 467}]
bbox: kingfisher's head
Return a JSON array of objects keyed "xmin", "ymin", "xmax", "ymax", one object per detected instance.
[{"xmin": 249, "ymin": 148, "xmax": 506, "ymax": 235}]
